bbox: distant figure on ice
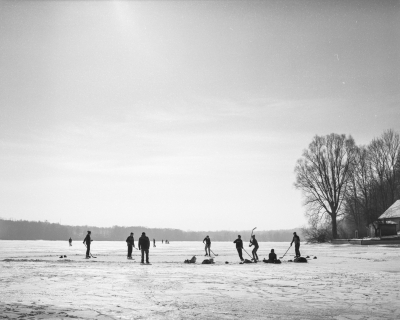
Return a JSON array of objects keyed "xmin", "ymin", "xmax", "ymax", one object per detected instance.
[
  {"xmin": 268, "ymin": 249, "xmax": 277, "ymax": 262},
  {"xmin": 126, "ymin": 232, "xmax": 135, "ymax": 259},
  {"xmin": 162, "ymin": 239, "xmax": 164, "ymax": 244},
  {"xmin": 83, "ymin": 231, "xmax": 92, "ymax": 258},
  {"xmin": 249, "ymin": 235, "xmax": 259, "ymax": 261},
  {"xmin": 290, "ymin": 232, "xmax": 301, "ymax": 257},
  {"xmin": 153, "ymin": 239, "xmax": 156, "ymax": 247},
  {"xmin": 203, "ymin": 235, "xmax": 211, "ymax": 256},
  {"xmin": 139, "ymin": 232, "xmax": 150, "ymax": 264},
  {"xmin": 69, "ymin": 237, "xmax": 72, "ymax": 246},
  {"xmin": 233, "ymin": 235, "xmax": 244, "ymax": 261}
]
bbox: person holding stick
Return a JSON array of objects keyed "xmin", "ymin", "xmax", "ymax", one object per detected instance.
[
  {"xmin": 203, "ymin": 235, "xmax": 211, "ymax": 256},
  {"xmin": 83, "ymin": 231, "xmax": 92, "ymax": 259},
  {"xmin": 249, "ymin": 235, "xmax": 259, "ymax": 261},
  {"xmin": 290, "ymin": 232, "xmax": 301, "ymax": 258},
  {"xmin": 233, "ymin": 235, "xmax": 244, "ymax": 261}
]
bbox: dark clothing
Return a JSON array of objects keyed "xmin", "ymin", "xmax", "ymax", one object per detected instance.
[
  {"xmin": 141, "ymin": 249, "xmax": 149, "ymax": 263},
  {"xmin": 127, "ymin": 245, "xmax": 133, "ymax": 258},
  {"xmin": 250, "ymin": 238, "xmax": 259, "ymax": 249},
  {"xmin": 233, "ymin": 238, "xmax": 243, "ymax": 249},
  {"xmin": 126, "ymin": 235, "xmax": 135, "ymax": 246},
  {"xmin": 252, "ymin": 247, "xmax": 259, "ymax": 261},
  {"xmin": 139, "ymin": 235, "xmax": 150, "ymax": 250},
  {"xmin": 83, "ymin": 234, "xmax": 91, "ymax": 245},
  {"xmin": 236, "ymin": 248, "xmax": 243, "ymax": 260},
  {"xmin": 269, "ymin": 252, "xmax": 277, "ymax": 262},
  {"xmin": 203, "ymin": 237, "xmax": 211, "ymax": 245},
  {"xmin": 83, "ymin": 234, "xmax": 91, "ymax": 257},
  {"xmin": 295, "ymin": 244, "xmax": 301, "ymax": 257}
]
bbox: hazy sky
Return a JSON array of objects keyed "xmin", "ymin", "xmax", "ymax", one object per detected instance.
[{"xmin": 1, "ymin": 1, "xmax": 399, "ymax": 231}]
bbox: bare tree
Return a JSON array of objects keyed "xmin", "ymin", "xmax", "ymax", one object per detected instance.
[{"xmin": 295, "ymin": 134, "xmax": 357, "ymax": 239}]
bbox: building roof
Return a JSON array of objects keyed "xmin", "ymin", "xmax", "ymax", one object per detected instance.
[{"xmin": 378, "ymin": 200, "xmax": 400, "ymax": 220}]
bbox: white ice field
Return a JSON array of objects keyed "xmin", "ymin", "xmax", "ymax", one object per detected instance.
[{"xmin": 1, "ymin": 240, "xmax": 400, "ymax": 319}]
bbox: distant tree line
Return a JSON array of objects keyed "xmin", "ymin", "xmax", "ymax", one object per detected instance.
[
  {"xmin": 295, "ymin": 129, "xmax": 400, "ymax": 240},
  {"xmin": 0, "ymin": 219, "xmax": 301, "ymax": 242}
]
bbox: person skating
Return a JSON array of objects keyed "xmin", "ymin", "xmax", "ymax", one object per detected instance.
[
  {"xmin": 83, "ymin": 231, "xmax": 92, "ymax": 258},
  {"xmin": 249, "ymin": 235, "xmax": 259, "ymax": 261},
  {"xmin": 290, "ymin": 232, "xmax": 301, "ymax": 257},
  {"xmin": 203, "ymin": 235, "xmax": 211, "ymax": 256},
  {"xmin": 69, "ymin": 237, "xmax": 72, "ymax": 246},
  {"xmin": 233, "ymin": 235, "xmax": 244, "ymax": 261},
  {"xmin": 138, "ymin": 232, "xmax": 150, "ymax": 264},
  {"xmin": 126, "ymin": 232, "xmax": 135, "ymax": 259}
]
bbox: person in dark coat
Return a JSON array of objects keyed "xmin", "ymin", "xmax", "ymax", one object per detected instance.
[
  {"xmin": 233, "ymin": 235, "xmax": 244, "ymax": 261},
  {"xmin": 83, "ymin": 231, "xmax": 92, "ymax": 258},
  {"xmin": 249, "ymin": 235, "xmax": 259, "ymax": 261},
  {"xmin": 126, "ymin": 232, "xmax": 135, "ymax": 259},
  {"xmin": 138, "ymin": 232, "xmax": 150, "ymax": 264},
  {"xmin": 268, "ymin": 249, "xmax": 277, "ymax": 262},
  {"xmin": 203, "ymin": 235, "xmax": 211, "ymax": 256},
  {"xmin": 69, "ymin": 237, "xmax": 72, "ymax": 246},
  {"xmin": 290, "ymin": 232, "xmax": 301, "ymax": 257}
]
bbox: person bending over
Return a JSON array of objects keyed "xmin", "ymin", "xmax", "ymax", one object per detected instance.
[
  {"xmin": 249, "ymin": 235, "xmax": 259, "ymax": 261},
  {"xmin": 203, "ymin": 235, "xmax": 211, "ymax": 256},
  {"xmin": 290, "ymin": 232, "xmax": 301, "ymax": 257}
]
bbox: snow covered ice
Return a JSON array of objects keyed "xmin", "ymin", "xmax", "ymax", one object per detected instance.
[{"xmin": 1, "ymin": 240, "xmax": 400, "ymax": 319}]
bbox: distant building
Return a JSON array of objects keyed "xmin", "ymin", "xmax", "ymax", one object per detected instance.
[{"xmin": 376, "ymin": 200, "xmax": 400, "ymax": 236}]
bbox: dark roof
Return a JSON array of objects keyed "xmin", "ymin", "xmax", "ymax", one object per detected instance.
[{"xmin": 378, "ymin": 200, "xmax": 400, "ymax": 219}]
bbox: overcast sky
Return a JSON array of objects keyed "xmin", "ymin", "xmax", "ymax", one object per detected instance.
[{"xmin": 0, "ymin": 0, "xmax": 399, "ymax": 231}]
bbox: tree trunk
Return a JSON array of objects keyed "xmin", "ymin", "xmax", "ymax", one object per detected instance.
[{"xmin": 331, "ymin": 214, "xmax": 338, "ymax": 239}]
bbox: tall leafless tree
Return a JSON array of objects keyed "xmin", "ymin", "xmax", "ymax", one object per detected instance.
[{"xmin": 295, "ymin": 134, "xmax": 357, "ymax": 239}]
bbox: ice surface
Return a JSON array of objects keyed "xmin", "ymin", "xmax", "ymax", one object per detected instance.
[{"xmin": 1, "ymin": 240, "xmax": 400, "ymax": 319}]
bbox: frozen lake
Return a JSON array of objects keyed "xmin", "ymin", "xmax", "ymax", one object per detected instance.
[{"xmin": 1, "ymin": 240, "xmax": 400, "ymax": 319}]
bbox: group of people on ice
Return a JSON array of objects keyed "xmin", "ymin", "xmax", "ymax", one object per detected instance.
[{"xmin": 81, "ymin": 231, "xmax": 301, "ymax": 264}]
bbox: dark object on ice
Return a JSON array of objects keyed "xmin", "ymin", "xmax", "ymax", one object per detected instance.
[
  {"xmin": 294, "ymin": 257, "xmax": 307, "ymax": 263},
  {"xmin": 288, "ymin": 259, "xmax": 293, "ymax": 262},
  {"xmin": 313, "ymin": 256, "xmax": 317, "ymax": 259},
  {"xmin": 59, "ymin": 256, "xmax": 63, "ymax": 258},
  {"xmin": 263, "ymin": 258, "xmax": 281, "ymax": 264},
  {"xmin": 64, "ymin": 255, "xmax": 67, "ymax": 258},
  {"xmin": 225, "ymin": 261, "xmax": 229, "ymax": 264},
  {"xmin": 243, "ymin": 259, "xmax": 253, "ymax": 264},
  {"xmin": 184, "ymin": 256, "xmax": 197, "ymax": 264},
  {"xmin": 202, "ymin": 258, "xmax": 214, "ymax": 264},
  {"xmin": 306, "ymin": 256, "xmax": 310, "ymax": 258}
]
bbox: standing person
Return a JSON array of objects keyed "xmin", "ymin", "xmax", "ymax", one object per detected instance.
[
  {"xmin": 203, "ymin": 235, "xmax": 211, "ymax": 256},
  {"xmin": 138, "ymin": 232, "xmax": 150, "ymax": 264},
  {"xmin": 162, "ymin": 240, "xmax": 163, "ymax": 244},
  {"xmin": 153, "ymin": 239, "xmax": 156, "ymax": 247},
  {"xmin": 290, "ymin": 232, "xmax": 301, "ymax": 257},
  {"xmin": 69, "ymin": 237, "xmax": 72, "ymax": 246},
  {"xmin": 83, "ymin": 231, "xmax": 92, "ymax": 259},
  {"xmin": 126, "ymin": 232, "xmax": 135, "ymax": 259},
  {"xmin": 233, "ymin": 235, "xmax": 244, "ymax": 261},
  {"xmin": 249, "ymin": 235, "xmax": 259, "ymax": 261}
]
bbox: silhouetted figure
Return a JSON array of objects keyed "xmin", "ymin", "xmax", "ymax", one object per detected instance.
[
  {"xmin": 203, "ymin": 235, "xmax": 211, "ymax": 256},
  {"xmin": 153, "ymin": 239, "xmax": 156, "ymax": 247},
  {"xmin": 290, "ymin": 232, "xmax": 301, "ymax": 257},
  {"xmin": 139, "ymin": 232, "xmax": 150, "ymax": 264},
  {"xmin": 83, "ymin": 231, "xmax": 92, "ymax": 258},
  {"xmin": 162, "ymin": 240, "xmax": 164, "ymax": 244},
  {"xmin": 126, "ymin": 232, "xmax": 135, "ymax": 259},
  {"xmin": 233, "ymin": 235, "xmax": 244, "ymax": 261},
  {"xmin": 69, "ymin": 237, "xmax": 72, "ymax": 246},
  {"xmin": 249, "ymin": 235, "xmax": 259, "ymax": 261},
  {"xmin": 268, "ymin": 249, "xmax": 277, "ymax": 262}
]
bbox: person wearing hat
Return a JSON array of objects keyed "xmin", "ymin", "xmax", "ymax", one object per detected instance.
[
  {"xmin": 126, "ymin": 232, "xmax": 135, "ymax": 259},
  {"xmin": 249, "ymin": 234, "xmax": 259, "ymax": 261},
  {"xmin": 203, "ymin": 235, "xmax": 211, "ymax": 256},
  {"xmin": 83, "ymin": 231, "xmax": 92, "ymax": 258},
  {"xmin": 233, "ymin": 235, "xmax": 244, "ymax": 261},
  {"xmin": 138, "ymin": 232, "xmax": 150, "ymax": 264},
  {"xmin": 290, "ymin": 232, "xmax": 301, "ymax": 257}
]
